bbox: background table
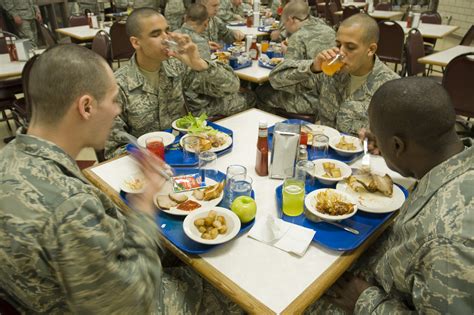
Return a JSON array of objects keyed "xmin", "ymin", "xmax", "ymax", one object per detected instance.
[
  {"xmin": 227, "ymin": 25, "xmax": 268, "ymax": 37},
  {"xmin": 84, "ymin": 109, "xmax": 415, "ymax": 314},
  {"xmin": 56, "ymin": 25, "xmax": 110, "ymax": 41},
  {"xmin": 234, "ymin": 61, "xmax": 271, "ymax": 84},
  {"xmin": 395, "ymin": 21, "xmax": 459, "ymax": 39},
  {"xmin": 335, "ymin": 10, "xmax": 403, "ymax": 20},
  {"xmin": 0, "ymin": 54, "xmax": 26, "ymax": 79},
  {"xmin": 418, "ymin": 45, "xmax": 474, "ymax": 67}
]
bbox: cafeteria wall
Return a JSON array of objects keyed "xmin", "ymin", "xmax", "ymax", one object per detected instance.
[{"xmin": 438, "ymin": 0, "xmax": 474, "ymax": 37}]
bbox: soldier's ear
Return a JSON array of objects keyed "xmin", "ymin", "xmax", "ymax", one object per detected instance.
[
  {"xmin": 77, "ymin": 95, "xmax": 94, "ymax": 121},
  {"xmin": 368, "ymin": 43, "xmax": 377, "ymax": 57},
  {"xmin": 130, "ymin": 36, "xmax": 140, "ymax": 50}
]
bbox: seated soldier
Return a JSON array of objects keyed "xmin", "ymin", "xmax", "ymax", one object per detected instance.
[
  {"xmin": 311, "ymin": 77, "xmax": 473, "ymax": 314},
  {"xmin": 257, "ymin": 0, "xmax": 336, "ymax": 115},
  {"xmin": 268, "ymin": 13, "xmax": 398, "ymax": 135},
  {"xmin": 0, "ymin": 44, "xmax": 241, "ymax": 314},
  {"xmin": 199, "ymin": 0, "xmax": 245, "ymax": 51},
  {"xmin": 217, "ymin": 0, "xmax": 246, "ymax": 23},
  {"xmin": 105, "ymin": 8, "xmax": 242, "ymax": 158},
  {"xmin": 164, "ymin": 0, "xmax": 186, "ymax": 31},
  {"xmin": 176, "ymin": 4, "xmax": 256, "ymax": 117}
]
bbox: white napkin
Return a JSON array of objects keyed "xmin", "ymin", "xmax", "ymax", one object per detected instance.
[{"xmin": 248, "ymin": 215, "xmax": 316, "ymax": 256}]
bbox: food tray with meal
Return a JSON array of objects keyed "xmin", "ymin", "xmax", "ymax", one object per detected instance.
[
  {"xmin": 275, "ymin": 180, "xmax": 408, "ymax": 251},
  {"xmin": 268, "ymin": 119, "xmax": 363, "ymax": 164},
  {"xmin": 230, "ymin": 59, "xmax": 253, "ymax": 70},
  {"xmin": 166, "ymin": 120, "xmax": 233, "ymax": 167},
  {"xmin": 258, "ymin": 58, "xmax": 283, "ymax": 70},
  {"xmin": 120, "ymin": 168, "xmax": 255, "ymax": 254}
]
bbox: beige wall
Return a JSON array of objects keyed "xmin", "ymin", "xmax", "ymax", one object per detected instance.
[{"xmin": 437, "ymin": 0, "xmax": 474, "ymax": 37}]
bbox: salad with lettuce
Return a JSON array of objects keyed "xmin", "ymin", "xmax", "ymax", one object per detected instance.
[{"xmin": 175, "ymin": 113, "xmax": 218, "ymax": 135}]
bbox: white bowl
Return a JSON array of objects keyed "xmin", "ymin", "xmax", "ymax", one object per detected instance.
[
  {"xmin": 309, "ymin": 159, "xmax": 352, "ymax": 185},
  {"xmin": 305, "ymin": 188, "xmax": 357, "ymax": 221},
  {"xmin": 329, "ymin": 135, "xmax": 364, "ymax": 157},
  {"xmin": 183, "ymin": 207, "xmax": 241, "ymax": 245},
  {"xmin": 137, "ymin": 131, "xmax": 176, "ymax": 148},
  {"xmin": 120, "ymin": 173, "xmax": 145, "ymax": 194}
]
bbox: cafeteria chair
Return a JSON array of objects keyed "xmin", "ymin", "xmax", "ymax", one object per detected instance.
[
  {"xmin": 420, "ymin": 11, "xmax": 442, "ymax": 56},
  {"xmin": 460, "ymin": 25, "xmax": 474, "ymax": 46},
  {"xmin": 110, "ymin": 21, "xmax": 134, "ymax": 67},
  {"xmin": 342, "ymin": 5, "xmax": 360, "ymax": 21},
  {"xmin": 442, "ymin": 52, "xmax": 474, "ymax": 136},
  {"xmin": 68, "ymin": 14, "xmax": 92, "ymax": 47},
  {"xmin": 38, "ymin": 23, "xmax": 58, "ymax": 48},
  {"xmin": 315, "ymin": 0, "xmax": 326, "ymax": 19},
  {"xmin": 377, "ymin": 20, "xmax": 405, "ymax": 74},
  {"xmin": 333, "ymin": 0, "xmax": 343, "ymax": 11},
  {"xmin": 375, "ymin": 2, "xmax": 392, "ymax": 11},
  {"xmin": 92, "ymin": 30, "xmax": 113, "ymax": 68},
  {"xmin": 324, "ymin": 1, "xmax": 340, "ymax": 27},
  {"xmin": 405, "ymin": 29, "xmax": 427, "ymax": 76}
]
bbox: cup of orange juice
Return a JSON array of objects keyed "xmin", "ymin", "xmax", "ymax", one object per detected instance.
[
  {"xmin": 321, "ymin": 54, "xmax": 344, "ymax": 76},
  {"xmin": 261, "ymin": 40, "xmax": 269, "ymax": 53}
]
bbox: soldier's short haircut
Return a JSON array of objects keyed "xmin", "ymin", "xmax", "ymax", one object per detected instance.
[
  {"xmin": 185, "ymin": 4, "xmax": 209, "ymax": 24},
  {"xmin": 369, "ymin": 77, "xmax": 456, "ymax": 149},
  {"xmin": 340, "ymin": 13, "xmax": 379, "ymax": 44},
  {"xmin": 281, "ymin": 0, "xmax": 310, "ymax": 22},
  {"xmin": 198, "ymin": 0, "xmax": 211, "ymax": 5},
  {"xmin": 126, "ymin": 7, "xmax": 162, "ymax": 38},
  {"xmin": 28, "ymin": 44, "xmax": 110, "ymax": 125}
]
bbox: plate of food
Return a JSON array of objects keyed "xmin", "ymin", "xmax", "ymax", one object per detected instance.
[
  {"xmin": 120, "ymin": 173, "xmax": 146, "ymax": 194},
  {"xmin": 336, "ymin": 172, "xmax": 406, "ymax": 213},
  {"xmin": 183, "ymin": 207, "xmax": 241, "ymax": 245},
  {"xmin": 172, "ymin": 113, "xmax": 208, "ymax": 133},
  {"xmin": 154, "ymin": 179, "xmax": 224, "ymax": 216},
  {"xmin": 309, "ymin": 159, "xmax": 352, "ymax": 185},
  {"xmin": 136, "ymin": 131, "xmax": 176, "ymax": 148},
  {"xmin": 180, "ymin": 132, "xmax": 233, "ymax": 153},
  {"xmin": 329, "ymin": 135, "xmax": 364, "ymax": 156},
  {"xmin": 258, "ymin": 56, "xmax": 284, "ymax": 69},
  {"xmin": 305, "ymin": 188, "xmax": 357, "ymax": 221}
]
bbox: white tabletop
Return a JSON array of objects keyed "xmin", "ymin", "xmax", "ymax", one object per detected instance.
[
  {"xmin": 342, "ymin": 1, "xmax": 367, "ymax": 8},
  {"xmin": 0, "ymin": 54, "xmax": 26, "ymax": 79},
  {"xmin": 90, "ymin": 109, "xmax": 415, "ymax": 314},
  {"xmin": 395, "ymin": 21, "xmax": 459, "ymax": 39},
  {"xmin": 56, "ymin": 25, "xmax": 110, "ymax": 40},
  {"xmin": 234, "ymin": 60, "xmax": 271, "ymax": 84},
  {"xmin": 369, "ymin": 10, "xmax": 404, "ymax": 20},
  {"xmin": 418, "ymin": 45, "xmax": 474, "ymax": 67},
  {"xmin": 227, "ymin": 25, "xmax": 268, "ymax": 37}
]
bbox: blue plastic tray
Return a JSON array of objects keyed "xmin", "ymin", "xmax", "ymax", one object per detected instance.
[
  {"xmin": 120, "ymin": 168, "xmax": 255, "ymax": 254},
  {"xmin": 231, "ymin": 60, "xmax": 252, "ymax": 70},
  {"xmin": 165, "ymin": 121, "xmax": 233, "ymax": 167},
  {"xmin": 258, "ymin": 60, "xmax": 276, "ymax": 70},
  {"xmin": 257, "ymin": 26, "xmax": 277, "ymax": 32},
  {"xmin": 275, "ymin": 181, "xmax": 408, "ymax": 251},
  {"xmin": 268, "ymin": 119, "xmax": 363, "ymax": 164}
]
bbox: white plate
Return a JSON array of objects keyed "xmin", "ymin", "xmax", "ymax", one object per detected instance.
[
  {"xmin": 183, "ymin": 207, "xmax": 241, "ymax": 245},
  {"xmin": 336, "ymin": 181, "xmax": 406, "ymax": 213},
  {"xmin": 303, "ymin": 124, "xmax": 340, "ymax": 142},
  {"xmin": 309, "ymin": 159, "xmax": 352, "ymax": 185},
  {"xmin": 329, "ymin": 135, "xmax": 364, "ymax": 156},
  {"xmin": 180, "ymin": 133, "xmax": 232, "ymax": 153},
  {"xmin": 305, "ymin": 188, "xmax": 357, "ymax": 221},
  {"xmin": 120, "ymin": 173, "xmax": 145, "ymax": 194},
  {"xmin": 171, "ymin": 118, "xmax": 207, "ymax": 133},
  {"xmin": 137, "ymin": 131, "xmax": 176, "ymax": 148},
  {"xmin": 153, "ymin": 178, "xmax": 224, "ymax": 216}
]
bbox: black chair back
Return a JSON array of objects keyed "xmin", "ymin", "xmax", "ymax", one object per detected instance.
[
  {"xmin": 375, "ymin": 2, "xmax": 392, "ymax": 11},
  {"xmin": 92, "ymin": 30, "xmax": 113, "ymax": 67},
  {"xmin": 110, "ymin": 21, "xmax": 134, "ymax": 66},
  {"xmin": 377, "ymin": 20, "xmax": 405, "ymax": 73},
  {"xmin": 342, "ymin": 5, "xmax": 360, "ymax": 20},
  {"xmin": 460, "ymin": 25, "xmax": 474, "ymax": 46},
  {"xmin": 405, "ymin": 28, "xmax": 426, "ymax": 76}
]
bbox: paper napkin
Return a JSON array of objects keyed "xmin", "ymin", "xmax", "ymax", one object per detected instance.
[{"xmin": 248, "ymin": 215, "xmax": 316, "ymax": 256}]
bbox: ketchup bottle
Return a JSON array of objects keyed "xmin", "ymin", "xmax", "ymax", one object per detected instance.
[
  {"xmin": 255, "ymin": 121, "xmax": 269, "ymax": 176},
  {"xmin": 249, "ymin": 37, "xmax": 259, "ymax": 60}
]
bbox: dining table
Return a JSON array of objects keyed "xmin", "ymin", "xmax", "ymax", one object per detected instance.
[
  {"xmin": 334, "ymin": 10, "xmax": 404, "ymax": 20},
  {"xmin": 56, "ymin": 25, "xmax": 111, "ymax": 41},
  {"xmin": 233, "ymin": 60, "xmax": 271, "ymax": 84},
  {"xmin": 394, "ymin": 21, "xmax": 459, "ymax": 39},
  {"xmin": 0, "ymin": 49, "xmax": 45, "ymax": 80},
  {"xmin": 418, "ymin": 45, "xmax": 474, "ymax": 67},
  {"xmin": 227, "ymin": 25, "xmax": 269, "ymax": 37},
  {"xmin": 83, "ymin": 108, "xmax": 415, "ymax": 314}
]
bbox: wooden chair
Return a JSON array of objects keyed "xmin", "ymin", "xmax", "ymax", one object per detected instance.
[{"xmin": 377, "ymin": 20, "xmax": 405, "ymax": 74}]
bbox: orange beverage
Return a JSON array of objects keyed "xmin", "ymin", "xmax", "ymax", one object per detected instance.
[
  {"xmin": 261, "ymin": 40, "xmax": 269, "ymax": 53},
  {"xmin": 321, "ymin": 55, "xmax": 344, "ymax": 76},
  {"xmin": 146, "ymin": 137, "xmax": 165, "ymax": 160}
]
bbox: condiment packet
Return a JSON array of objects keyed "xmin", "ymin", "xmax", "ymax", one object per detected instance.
[{"xmin": 172, "ymin": 173, "xmax": 206, "ymax": 192}]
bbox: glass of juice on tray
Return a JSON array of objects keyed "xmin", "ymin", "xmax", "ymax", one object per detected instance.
[
  {"xmin": 321, "ymin": 54, "xmax": 344, "ymax": 76},
  {"xmin": 282, "ymin": 178, "xmax": 305, "ymax": 216},
  {"xmin": 146, "ymin": 136, "xmax": 165, "ymax": 160}
]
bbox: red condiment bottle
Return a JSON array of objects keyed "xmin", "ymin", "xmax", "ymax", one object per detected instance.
[
  {"xmin": 249, "ymin": 37, "xmax": 259, "ymax": 60},
  {"xmin": 255, "ymin": 120, "xmax": 269, "ymax": 176}
]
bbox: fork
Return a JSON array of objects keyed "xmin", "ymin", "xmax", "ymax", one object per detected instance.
[{"xmin": 361, "ymin": 138, "xmax": 371, "ymax": 172}]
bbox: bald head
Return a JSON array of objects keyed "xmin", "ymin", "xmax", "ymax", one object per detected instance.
[
  {"xmin": 281, "ymin": 0, "xmax": 310, "ymax": 22},
  {"xmin": 126, "ymin": 7, "xmax": 163, "ymax": 38},
  {"xmin": 340, "ymin": 13, "xmax": 379, "ymax": 44},
  {"xmin": 369, "ymin": 77, "xmax": 456, "ymax": 150}
]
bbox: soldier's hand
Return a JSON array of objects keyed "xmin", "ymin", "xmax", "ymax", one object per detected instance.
[
  {"xmin": 168, "ymin": 33, "xmax": 208, "ymax": 71},
  {"xmin": 311, "ymin": 47, "xmax": 340, "ymax": 73},
  {"xmin": 209, "ymin": 41, "xmax": 222, "ymax": 51},
  {"xmin": 281, "ymin": 39, "xmax": 288, "ymax": 55},
  {"xmin": 233, "ymin": 30, "xmax": 245, "ymax": 42},
  {"xmin": 14, "ymin": 16, "xmax": 23, "ymax": 25},
  {"xmin": 358, "ymin": 128, "xmax": 380, "ymax": 155},
  {"xmin": 270, "ymin": 30, "xmax": 280, "ymax": 41}
]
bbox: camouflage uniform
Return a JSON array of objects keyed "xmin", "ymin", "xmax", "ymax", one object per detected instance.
[
  {"xmin": 176, "ymin": 23, "xmax": 212, "ymax": 60},
  {"xmin": 309, "ymin": 139, "xmax": 474, "ymax": 314},
  {"xmin": 0, "ymin": 133, "xmax": 244, "ymax": 313},
  {"xmin": 268, "ymin": 56, "xmax": 399, "ymax": 134},
  {"xmin": 204, "ymin": 16, "xmax": 236, "ymax": 44},
  {"xmin": 105, "ymin": 55, "xmax": 240, "ymax": 158},
  {"xmin": 217, "ymin": 0, "xmax": 245, "ymax": 23},
  {"xmin": 257, "ymin": 16, "xmax": 335, "ymax": 116},
  {"xmin": 2, "ymin": 0, "xmax": 39, "ymax": 46},
  {"xmin": 164, "ymin": 0, "xmax": 185, "ymax": 31},
  {"xmin": 133, "ymin": 0, "xmax": 161, "ymax": 10},
  {"xmin": 77, "ymin": 0, "xmax": 99, "ymax": 14}
]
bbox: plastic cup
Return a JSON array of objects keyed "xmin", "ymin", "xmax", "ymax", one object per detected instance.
[
  {"xmin": 311, "ymin": 133, "xmax": 329, "ymax": 160},
  {"xmin": 199, "ymin": 151, "xmax": 217, "ymax": 181},
  {"xmin": 229, "ymin": 174, "xmax": 253, "ymax": 205},
  {"xmin": 182, "ymin": 136, "xmax": 200, "ymax": 162},
  {"xmin": 146, "ymin": 136, "xmax": 165, "ymax": 160},
  {"xmin": 321, "ymin": 55, "xmax": 344, "ymax": 76},
  {"xmin": 221, "ymin": 165, "xmax": 247, "ymax": 209},
  {"xmin": 295, "ymin": 160, "xmax": 315, "ymax": 185},
  {"xmin": 282, "ymin": 178, "xmax": 305, "ymax": 216},
  {"xmin": 261, "ymin": 40, "xmax": 269, "ymax": 53}
]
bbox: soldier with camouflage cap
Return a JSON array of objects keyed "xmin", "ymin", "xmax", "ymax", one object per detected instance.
[
  {"xmin": 257, "ymin": 0, "xmax": 335, "ymax": 115},
  {"xmin": 217, "ymin": 0, "xmax": 246, "ymax": 23},
  {"xmin": 268, "ymin": 14, "xmax": 398, "ymax": 135},
  {"xmin": 2, "ymin": 0, "xmax": 41, "ymax": 46},
  {"xmin": 105, "ymin": 8, "xmax": 241, "ymax": 158},
  {"xmin": 176, "ymin": 3, "xmax": 255, "ymax": 117},
  {"xmin": 308, "ymin": 77, "xmax": 474, "ymax": 314},
  {"xmin": 200, "ymin": 0, "xmax": 245, "ymax": 50}
]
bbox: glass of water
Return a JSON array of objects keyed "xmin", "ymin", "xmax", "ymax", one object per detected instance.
[
  {"xmin": 220, "ymin": 165, "xmax": 247, "ymax": 208},
  {"xmin": 229, "ymin": 174, "xmax": 253, "ymax": 205},
  {"xmin": 310, "ymin": 133, "xmax": 329, "ymax": 159},
  {"xmin": 198, "ymin": 151, "xmax": 217, "ymax": 182}
]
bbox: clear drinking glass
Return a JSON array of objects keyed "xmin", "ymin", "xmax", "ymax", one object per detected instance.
[
  {"xmin": 199, "ymin": 151, "xmax": 217, "ymax": 182},
  {"xmin": 282, "ymin": 178, "xmax": 305, "ymax": 216},
  {"xmin": 182, "ymin": 136, "xmax": 200, "ymax": 162},
  {"xmin": 295, "ymin": 160, "xmax": 315, "ymax": 186},
  {"xmin": 311, "ymin": 133, "xmax": 329, "ymax": 160},
  {"xmin": 229, "ymin": 174, "xmax": 253, "ymax": 204},
  {"xmin": 220, "ymin": 165, "xmax": 247, "ymax": 209}
]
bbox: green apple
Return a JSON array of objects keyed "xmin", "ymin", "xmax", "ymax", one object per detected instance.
[{"xmin": 231, "ymin": 196, "xmax": 257, "ymax": 223}]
